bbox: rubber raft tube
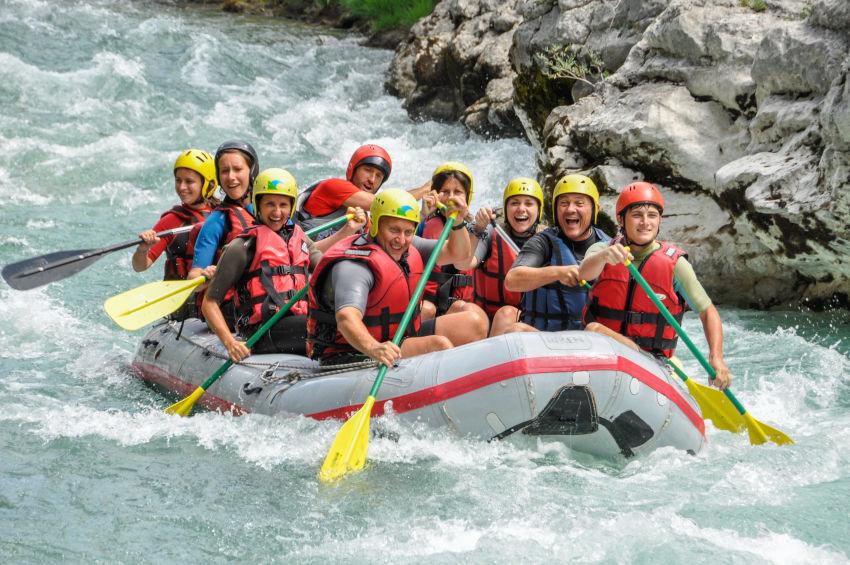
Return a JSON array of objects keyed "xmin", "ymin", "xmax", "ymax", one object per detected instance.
[{"xmin": 132, "ymin": 319, "xmax": 705, "ymax": 458}]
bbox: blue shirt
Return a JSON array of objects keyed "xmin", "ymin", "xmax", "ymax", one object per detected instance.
[{"xmin": 192, "ymin": 204, "xmax": 255, "ymax": 269}]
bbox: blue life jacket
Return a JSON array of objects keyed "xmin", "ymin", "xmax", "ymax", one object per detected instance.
[{"xmin": 520, "ymin": 226, "xmax": 610, "ymax": 331}]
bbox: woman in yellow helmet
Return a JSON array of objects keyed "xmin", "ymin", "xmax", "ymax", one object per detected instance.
[
  {"xmin": 418, "ymin": 162, "xmax": 484, "ymax": 324},
  {"xmin": 132, "ymin": 149, "xmax": 219, "ymax": 280},
  {"xmin": 202, "ymin": 168, "xmax": 367, "ymax": 360},
  {"xmin": 463, "ymin": 177, "xmax": 544, "ymax": 336}
]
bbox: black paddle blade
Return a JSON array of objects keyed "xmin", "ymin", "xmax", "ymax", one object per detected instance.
[{"xmin": 2, "ymin": 249, "xmax": 103, "ymax": 290}]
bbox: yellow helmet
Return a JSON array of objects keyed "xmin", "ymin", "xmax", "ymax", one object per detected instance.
[
  {"xmin": 174, "ymin": 149, "xmax": 217, "ymax": 199},
  {"xmin": 503, "ymin": 177, "xmax": 544, "ymax": 212},
  {"xmin": 252, "ymin": 168, "xmax": 298, "ymax": 217},
  {"xmin": 432, "ymin": 161, "xmax": 474, "ymax": 205},
  {"xmin": 552, "ymin": 174, "xmax": 600, "ymax": 223},
  {"xmin": 369, "ymin": 188, "xmax": 421, "ymax": 238}
]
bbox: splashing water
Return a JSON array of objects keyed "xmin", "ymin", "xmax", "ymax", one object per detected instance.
[{"xmin": 1, "ymin": 1, "xmax": 848, "ymax": 562}]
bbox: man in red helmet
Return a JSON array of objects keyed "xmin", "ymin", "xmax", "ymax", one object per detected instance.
[
  {"xmin": 578, "ymin": 181, "xmax": 732, "ymax": 389},
  {"xmin": 294, "ymin": 144, "xmax": 432, "ymax": 240}
]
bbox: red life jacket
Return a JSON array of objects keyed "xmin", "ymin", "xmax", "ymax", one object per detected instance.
[
  {"xmin": 307, "ymin": 234, "xmax": 423, "ymax": 361},
  {"xmin": 185, "ymin": 200, "xmax": 255, "ymax": 266},
  {"xmin": 473, "ymin": 225, "xmax": 521, "ymax": 319},
  {"xmin": 218, "ymin": 201, "xmax": 255, "ymax": 249},
  {"xmin": 235, "ymin": 224, "xmax": 310, "ymax": 328},
  {"xmin": 421, "ymin": 213, "xmax": 473, "ymax": 314},
  {"xmin": 160, "ymin": 204, "xmax": 210, "ymax": 280},
  {"xmin": 584, "ymin": 240, "xmax": 688, "ymax": 358}
]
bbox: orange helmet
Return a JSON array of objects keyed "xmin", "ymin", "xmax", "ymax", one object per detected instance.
[
  {"xmin": 615, "ymin": 182, "xmax": 664, "ymax": 216},
  {"xmin": 346, "ymin": 144, "xmax": 392, "ymax": 186}
]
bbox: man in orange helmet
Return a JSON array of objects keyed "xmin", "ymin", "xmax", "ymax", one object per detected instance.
[
  {"xmin": 579, "ymin": 181, "xmax": 732, "ymax": 389},
  {"xmin": 294, "ymin": 144, "xmax": 431, "ymax": 240}
]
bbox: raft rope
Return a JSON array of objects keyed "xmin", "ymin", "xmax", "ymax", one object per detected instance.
[{"xmin": 165, "ymin": 320, "xmax": 379, "ymax": 375}]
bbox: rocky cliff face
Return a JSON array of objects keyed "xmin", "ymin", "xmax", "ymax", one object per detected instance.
[
  {"xmin": 387, "ymin": 0, "xmax": 850, "ymax": 308},
  {"xmin": 386, "ymin": 0, "xmax": 526, "ymax": 137}
]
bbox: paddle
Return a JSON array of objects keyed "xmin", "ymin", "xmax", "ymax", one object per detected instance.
[
  {"xmin": 104, "ymin": 214, "xmax": 353, "ymax": 331},
  {"xmin": 160, "ymin": 213, "xmax": 355, "ymax": 416},
  {"xmin": 579, "ymin": 279, "xmax": 751, "ymax": 436},
  {"xmin": 490, "ymin": 219, "xmax": 523, "ymax": 256},
  {"xmin": 624, "ymin": 259, "xmax": 793, "ymax": 445},
  {"xmin": 2, "ymin": 225, "xmax": 195, "ymax": 291},
  {"xmin": 105, "ymin": 277, "xmax": 206, "ymax": 331},
  {"xmin": 319, "ymin": 207, "xmax": 460, "ymax": 482},
  {"xmin": 164, "ymin": 285, "xmax": 308, "ymax": 416}
]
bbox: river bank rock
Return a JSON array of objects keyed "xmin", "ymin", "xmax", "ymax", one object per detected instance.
[
  {"xmin": 388, "ymin": 0, "xmax": 849, "ymax": 307},
  {"xmin": 385, "ymin": 0, "xmax": 525, "ymax": 137}
]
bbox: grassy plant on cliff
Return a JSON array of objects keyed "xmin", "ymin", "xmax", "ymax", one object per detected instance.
[
  {"xmin": 739, "ymin": 0, "xmax": 768, "ymax": 12},
  {"xmin": 535, "ymin": 45, "xmax": 607, "ymax": 87},
  {"xmin": 338, "ymin": 0, "xmax": 438, "ymax": 31}
]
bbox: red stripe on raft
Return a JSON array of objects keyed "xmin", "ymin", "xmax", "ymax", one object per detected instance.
[
  {"xmin": 307, "ymin": 355, "xmax": 705, "ymax": 435},
  {"xmin": 132, "ymin": 362, "xmax": 246, "ymax": 416}
]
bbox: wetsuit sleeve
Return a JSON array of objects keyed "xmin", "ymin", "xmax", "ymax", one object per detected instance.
[
  {"xmin": 673, "ymin": 256, "xmax": 712, "ymax": 313},
  {"xmin": 145, "ymin": 213, "xmax": 183, "ymax": 262},
  {"xmin": 473, "ymin": 226, "xmax": 493, "ymax": 265},
  {"xmin": 412, "ymin": 236, "xmax": 440, "ymax": 265},
  {"xmin": 303, "ymin": 178, "xmax": 360, "ymax": 216},
  {"xmin": 191, "ymin": 211, "xmax": 226, "ymax": 269},
  {"xmin": 330, "ymin": 260, "xmax": 375, "ymax": 314},
  {"xmin": 511, "ymin": 232, "xmax": 549, "ymax": 269},
  {"xmin": 205, "ymin": 238, "xmax": 253, "ymax": 303}
]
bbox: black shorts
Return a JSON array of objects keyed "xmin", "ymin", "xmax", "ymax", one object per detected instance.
[
  {"xmin": 416, "ymin": 317, "xmax": 436, "ymax": 337},
  {"xmin": 242, "ymin": 314, "xmax": 307, "ymax": 356}
]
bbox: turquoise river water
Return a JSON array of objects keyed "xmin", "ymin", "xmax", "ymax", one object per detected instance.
[{"xmin": 1, "ymin": 1, "xmax": 849, "ymax": 562}]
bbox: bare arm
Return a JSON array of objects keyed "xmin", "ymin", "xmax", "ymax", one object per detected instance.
[
  {"xmin": 132, "ymin": 229, "xmax": 158, "ymax": 272},
  {"xmin": 341, "ymin": 191, "xmax": 375, "ymax": 210},
  {"xmin": 201, "ymin": 297, "xmax": 250, "ymax": 362},
  {"xmin": 311, "ymin": 207, "xmax": 368, "ymax": 253},
  {"xmin": 504, "ymin": 265, "xmax": 580, "ymax": 292},
  {"xmin": 699, "ymin": 305, "xmax": 731, "ymax": 389},
  {"xmin": 131, "ymin": 246, "xmax": 155, "ymax": 272},
  {"xmin": 436, "ymin": 195, "xmax": 472, "ymax": 266},
  {"xmin": 407, "ymin": 180, "xmax": 433, "ymax": 200},
  {"xmin": 336, "ymin": 306, "xmax": 400, "ymax": 367},
  {"xmin": 577, "ymin": 243, "xmax": 631, "ymax": 283}
]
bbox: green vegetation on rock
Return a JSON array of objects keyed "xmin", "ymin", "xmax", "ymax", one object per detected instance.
[
  {"xmin": 738, "ymin": 0, "xmax": 768, "ymax": 13},
  {"xmin": 513, "ymin": 44, "xmax": 608, "ymax": 141},
  {"xmin": 536, "ymin": 45, "xmax": 607, "ymax": 86},
  {"xmin": 338, "ymin": 0, "xmax": 437, "ymax": 31}
]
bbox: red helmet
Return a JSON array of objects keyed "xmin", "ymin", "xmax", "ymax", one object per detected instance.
[
  {"xmin": 346, "ymin": 144, "xmax": 392, "ymax": 186},
  {"xmin": 616, "ymin": 181, "xmax": 664, "ymax": 216}
]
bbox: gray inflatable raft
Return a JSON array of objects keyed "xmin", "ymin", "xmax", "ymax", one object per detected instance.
[{"xmin": 132, "ymin": 319, "xmax": 705, "ymax": 458}]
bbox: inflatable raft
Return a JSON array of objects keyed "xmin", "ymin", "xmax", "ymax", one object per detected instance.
[{"xmin": 131, "ymin": 319, "xmax": 705, "ymax": 458}]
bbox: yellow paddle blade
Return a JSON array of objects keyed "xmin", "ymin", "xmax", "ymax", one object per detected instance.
[
  {"xmin": 164, "ymin": 386, "xmax": 206, "ymax": 417},
  {"xmin": 319, "ymin": 396, "xmax": 375, "ymax": 483},
  {"xmin": 669, "ymin": 356, "xmax": 745, "ymax": 434},
  {"xmin": 684, "ymin": 378, "xmax": 747, "ymax": 434},
  {"xmin": 743, "ymin": 412, "xmax": 794, "ymax": 446},
  {"xmin": 755, "ymin": 418, "xmax": 795, "ymax": 445},
  {"xmin": 104, "ymin": 277, "xmax": 204, "ymax": 331}
]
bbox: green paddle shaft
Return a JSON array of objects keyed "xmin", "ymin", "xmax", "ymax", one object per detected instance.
[
  {"xmin": 625, "ymin": 261, "xmax": 747, "ymax": 414},
  {"xmin": 194, "ymin": 213, "xmax": 351, "ymax": 390},
  {"xmin": 197, "ymin": 286, "xmax": 308, "ymax": 390},
  {"xmin": 366, "ymin": 212, "xmax": 458, "ymax": 398}
]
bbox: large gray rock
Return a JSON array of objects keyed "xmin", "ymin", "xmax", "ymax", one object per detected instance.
[
  {"xmin": 385, "ymin": 0, "xmax": 525, "ymax": 137},
  {"xmin": 388, "ymin": 0, "xmax": 850, "ymax": 307}
]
